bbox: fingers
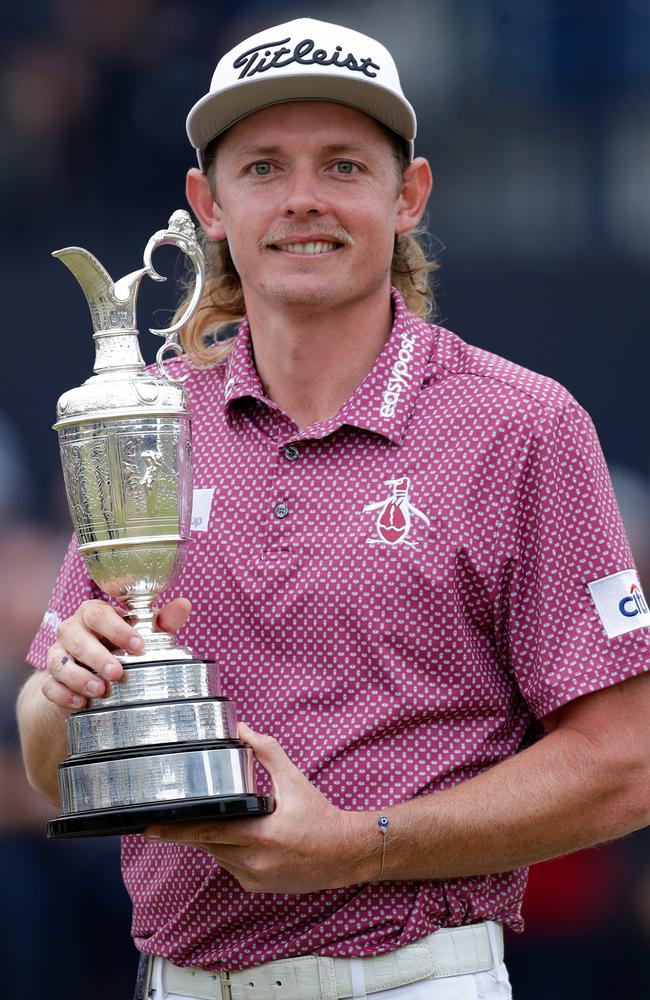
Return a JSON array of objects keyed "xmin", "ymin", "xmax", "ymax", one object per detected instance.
[
  {"xmin": 178, "ymin": 847, "xmax": 252, "ymax": 885},
  {"xmin": 144, "ymin": 837, "xmax": 275, "ymax": 893},
  {"xmin": 237, "ymin": 723, "xmax": 297, "ymax": 779},
  {"xmin": 44, "ymin": 598, "xmax": 137, "ymax": 711},
  {"xmin": 183, "ymin": 842, "xmax": 254, "ymax": 870},
  {"xmin": 43, "ymin": 596, "xmax": 193, "ymax": 713},
  {"xmin": 155, "ymin": 598, "xmax": 192, "ymax": 634},
  {"xmin": 56, "ymin": 600, "xmax": 141, "ymax": 675},
  {"xmin": 44, "ymin": 641, "xmax": 111, "ymax": 709},
  {"xmin": 77, "ymin": 600, "xmax": 143, "ymax": 657},
  {"xmin": 145, "ymin": 817, "xmax": 259, "ymax": 846},
  {"xmin": 40, "ymin": 671, "xmax": 89, "ymax": 712},
  {"xmin": 142, "ymin": 827, "xmax": 270, "ymax": 887}
]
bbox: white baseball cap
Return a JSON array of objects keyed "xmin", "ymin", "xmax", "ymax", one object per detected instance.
[{"xmin": 186, "ymin": 18, "xmax": 417, "ymax": 169}]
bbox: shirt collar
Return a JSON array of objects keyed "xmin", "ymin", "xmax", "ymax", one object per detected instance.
[
  {"xmin": 222, "ymin": 289, "xmax": 437, "ymax": 445},
  {"xmin": 335, "ymin": 289, "xmax": 436, "ymax": 444},
  {"xmin": 222, "ymin": 319, "xmax": 267, "ymax": 408}
]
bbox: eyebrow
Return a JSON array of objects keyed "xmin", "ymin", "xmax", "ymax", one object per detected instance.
[{"xmin": 232, "ymin": 142, "xmax": 373, "ymax": 158}]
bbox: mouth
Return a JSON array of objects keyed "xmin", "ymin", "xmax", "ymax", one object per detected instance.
[{"xmin": 268, "ymin": 240, "xmax": 344, "ymax": 256}]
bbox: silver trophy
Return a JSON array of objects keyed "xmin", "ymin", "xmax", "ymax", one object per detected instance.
[{"xmin": 47, "ymin": 211, "xmax": 272, "ymax": 838}]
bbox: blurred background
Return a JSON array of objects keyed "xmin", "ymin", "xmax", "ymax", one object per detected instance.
[{"xmin": 2, "ymin": 0, "xmax": 650, "ymax": 997}]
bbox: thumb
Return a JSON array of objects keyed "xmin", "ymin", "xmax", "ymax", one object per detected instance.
[
  {"xmin": 154, "ymin": 597, "xmax": 192, "ymax": 633},
  {"xmin": 238, "ymin": 722, "xmax": 298, "ymax": 783}
]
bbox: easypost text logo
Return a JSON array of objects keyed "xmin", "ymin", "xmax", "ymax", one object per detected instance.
[
  {"xmin": 588, "ymin": 570, "xmax": 650, "ymax": 639},
  {"xmin": 380, "ymin": 329, "xmax": 418, "ymax": 419}
]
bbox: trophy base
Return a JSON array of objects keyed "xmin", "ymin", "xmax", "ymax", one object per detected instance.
[
  {"xmin": 50, "ymin": 652, "xmax": 272, "ymax": 841},
  {"xmin": 47, "ymin": 793, "xmax": 274, "ymax": 839}
]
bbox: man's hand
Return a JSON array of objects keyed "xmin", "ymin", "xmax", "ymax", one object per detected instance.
[
  {"xmin": 42, "ymin": 598, "xmax": 192, "ymax": 711},
  {"xmin": 144, "ymin": 723, "xmax": 377, "ymax": 893}
]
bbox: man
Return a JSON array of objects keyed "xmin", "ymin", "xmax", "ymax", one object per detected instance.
[{"xmin": 17, "ymin": 17, "xmax": 650, "ymax": 1000}]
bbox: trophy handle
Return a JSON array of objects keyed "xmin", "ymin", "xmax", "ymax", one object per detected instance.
[
  {"xmin": 143, "ymin": 210, "xmax": 206, "ymax": 386},
  {"xmin": 156, "ymin": 340, "xmax": 187, "ymax": 384}
]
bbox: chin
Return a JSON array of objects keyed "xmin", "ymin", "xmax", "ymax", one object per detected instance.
[
  {"xmin": 272, "ymin": 290, "xmax": 337, "ymax": 308},
  {"xmin": 262, "ymin": 281, "xmax": 346, "ymax": 309},
  {"xmin": 251, "ymin": 270, "xmax": 389, "ymax": 311}
]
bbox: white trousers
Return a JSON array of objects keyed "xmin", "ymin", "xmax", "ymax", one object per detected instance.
[{"xmin": 155, "ymin": 961, "xmax": 512, "ymax": 1000}]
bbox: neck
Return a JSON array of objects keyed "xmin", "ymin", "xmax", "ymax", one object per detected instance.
[{"xmin": 244, "ymin": 287, "xmax": 394, "ymax": 429}]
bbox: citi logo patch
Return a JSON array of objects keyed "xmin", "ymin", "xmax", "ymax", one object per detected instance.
[
  {"xmin": 588, "ymin": 570, "xmax": 650, "ymax": 638},
  {"xmin": 620, "ymin": 583, "xmax": 649, "ymax": 618}
]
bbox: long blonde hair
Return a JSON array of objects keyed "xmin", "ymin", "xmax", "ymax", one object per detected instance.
[{"xmin": 176, "ymin": 134, "xmax": 439, "ymax": 368}]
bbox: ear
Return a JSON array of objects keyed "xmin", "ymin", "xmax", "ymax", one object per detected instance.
[
  {"xmin": 395, "ymin": 157, "xmax": 433, "ymax": 235},
  {"xmin": 186, "ymin": 167, "xmax": 226, "ymax": 241}
]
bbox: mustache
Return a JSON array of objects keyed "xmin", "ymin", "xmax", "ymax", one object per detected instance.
[{"xmin": 257, "ymin": 224, "xmax": 353, "ymax": 249}]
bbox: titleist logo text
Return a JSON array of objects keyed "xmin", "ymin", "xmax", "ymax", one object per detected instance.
[{"xmin": 233, "ymin": 37, "xmax": 381, "ymax": 80}]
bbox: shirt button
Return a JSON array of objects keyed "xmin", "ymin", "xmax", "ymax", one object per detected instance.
[
  {"xmin": 283, "ymin": 445, "xmax": 300, "ymax": 461},
  {"xmin": 273, "ymin": 502, "xmax": 289, "ymax": 519}
]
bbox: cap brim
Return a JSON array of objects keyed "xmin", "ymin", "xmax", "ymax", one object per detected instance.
[{"xmin": 186, "ymin": 73, "xmax": 416, "ymax": 157}]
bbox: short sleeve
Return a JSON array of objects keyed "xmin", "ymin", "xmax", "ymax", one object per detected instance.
[
  {"xmin": 493, "ymin": 401, "xmax": 650, "ymax": 719},
  {"xmin": 26, "ymin": 532, "xmax": 100, "ymax": 670}
]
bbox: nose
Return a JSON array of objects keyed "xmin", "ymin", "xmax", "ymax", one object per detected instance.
[{"xmin": 282, "ymin": 164, "xmax": 327, "ymax": 217}]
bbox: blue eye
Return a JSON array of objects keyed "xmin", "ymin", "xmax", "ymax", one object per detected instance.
[
  {"xmin": 336, "ymin": 162, "xmax": 356, "ymax": 174},
  {"xmin": 253, "ymin": 162, "xmax": 272, "ymax": 176}
]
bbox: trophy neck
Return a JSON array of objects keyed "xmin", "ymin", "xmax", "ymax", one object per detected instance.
[
  {"xmin": 120, "ymin": 598, "xmax": 193, "ymax": 662},
  {"xmin": 92, "ymin": 329, "xmax": 146, "ymax": 376},
  {"xmin": 124, "ymin": 598, "xmax": 157, "ymax": 636}
]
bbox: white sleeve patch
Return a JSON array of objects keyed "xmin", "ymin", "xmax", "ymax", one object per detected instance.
[
  {"xmin": 191, "ymin": 488, "xmax": 215, "ymax": 533},
  {"xmin": 587, "ymin": 569, "xmax": 650, "ymax": 638}
]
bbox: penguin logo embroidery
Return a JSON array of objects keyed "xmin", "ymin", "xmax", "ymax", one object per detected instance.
[{"xmin": 363, "ymin": 477, "xmax": 430, "ymax": 548}]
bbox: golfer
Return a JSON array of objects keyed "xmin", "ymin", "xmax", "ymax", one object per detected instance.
[{"xmin": 18, "ymin": 18, "xmax": 650, "ymax": 1000}]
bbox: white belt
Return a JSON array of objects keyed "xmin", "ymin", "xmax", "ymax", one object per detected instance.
[{"xmin": 149, "ymin": 921, "xmax": 504, "ymax": 1000}]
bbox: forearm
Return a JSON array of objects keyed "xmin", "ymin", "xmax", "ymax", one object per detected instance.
[
  {"xmin": 362, "ymin": 726, "xmax": 650, "ymax": 882},
  {"xmin": 16, "ymin": 671, "xmax": 68, "ymax": 805}
]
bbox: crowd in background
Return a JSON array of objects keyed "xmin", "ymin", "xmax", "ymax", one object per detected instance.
[{"xmin": 2, "ymin": 1, "xmax": 650, "ymax": 997}]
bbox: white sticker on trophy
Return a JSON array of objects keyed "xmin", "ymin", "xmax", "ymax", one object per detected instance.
[{"xmin": 191, "ymin": 488, "xmax": 215, "ymax": 532}]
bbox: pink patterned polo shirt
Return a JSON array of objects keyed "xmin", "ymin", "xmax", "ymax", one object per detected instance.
[{"xmin": 28, "ymin": 289, "xmax": 650, "ymax": 971}]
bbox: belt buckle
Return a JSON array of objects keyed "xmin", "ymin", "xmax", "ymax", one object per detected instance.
[{"xmin": 219, "ymin": 970, "xmax": 233, "ymax": 1000}]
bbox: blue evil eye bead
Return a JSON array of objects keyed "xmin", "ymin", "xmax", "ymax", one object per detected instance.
[{"xmin": 378, "ymin": 815, "xmax": 389, "ymax": 831}]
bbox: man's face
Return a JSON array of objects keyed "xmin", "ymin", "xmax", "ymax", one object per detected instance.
[{"xmin": 203, "ymin": 102, "xmax": 410, "ymax": 313}]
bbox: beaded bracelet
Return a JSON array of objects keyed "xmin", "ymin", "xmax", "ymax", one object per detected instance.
[{"xmin": 376, "ymin": 814, "xmax": 389, "ymax": 879}]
